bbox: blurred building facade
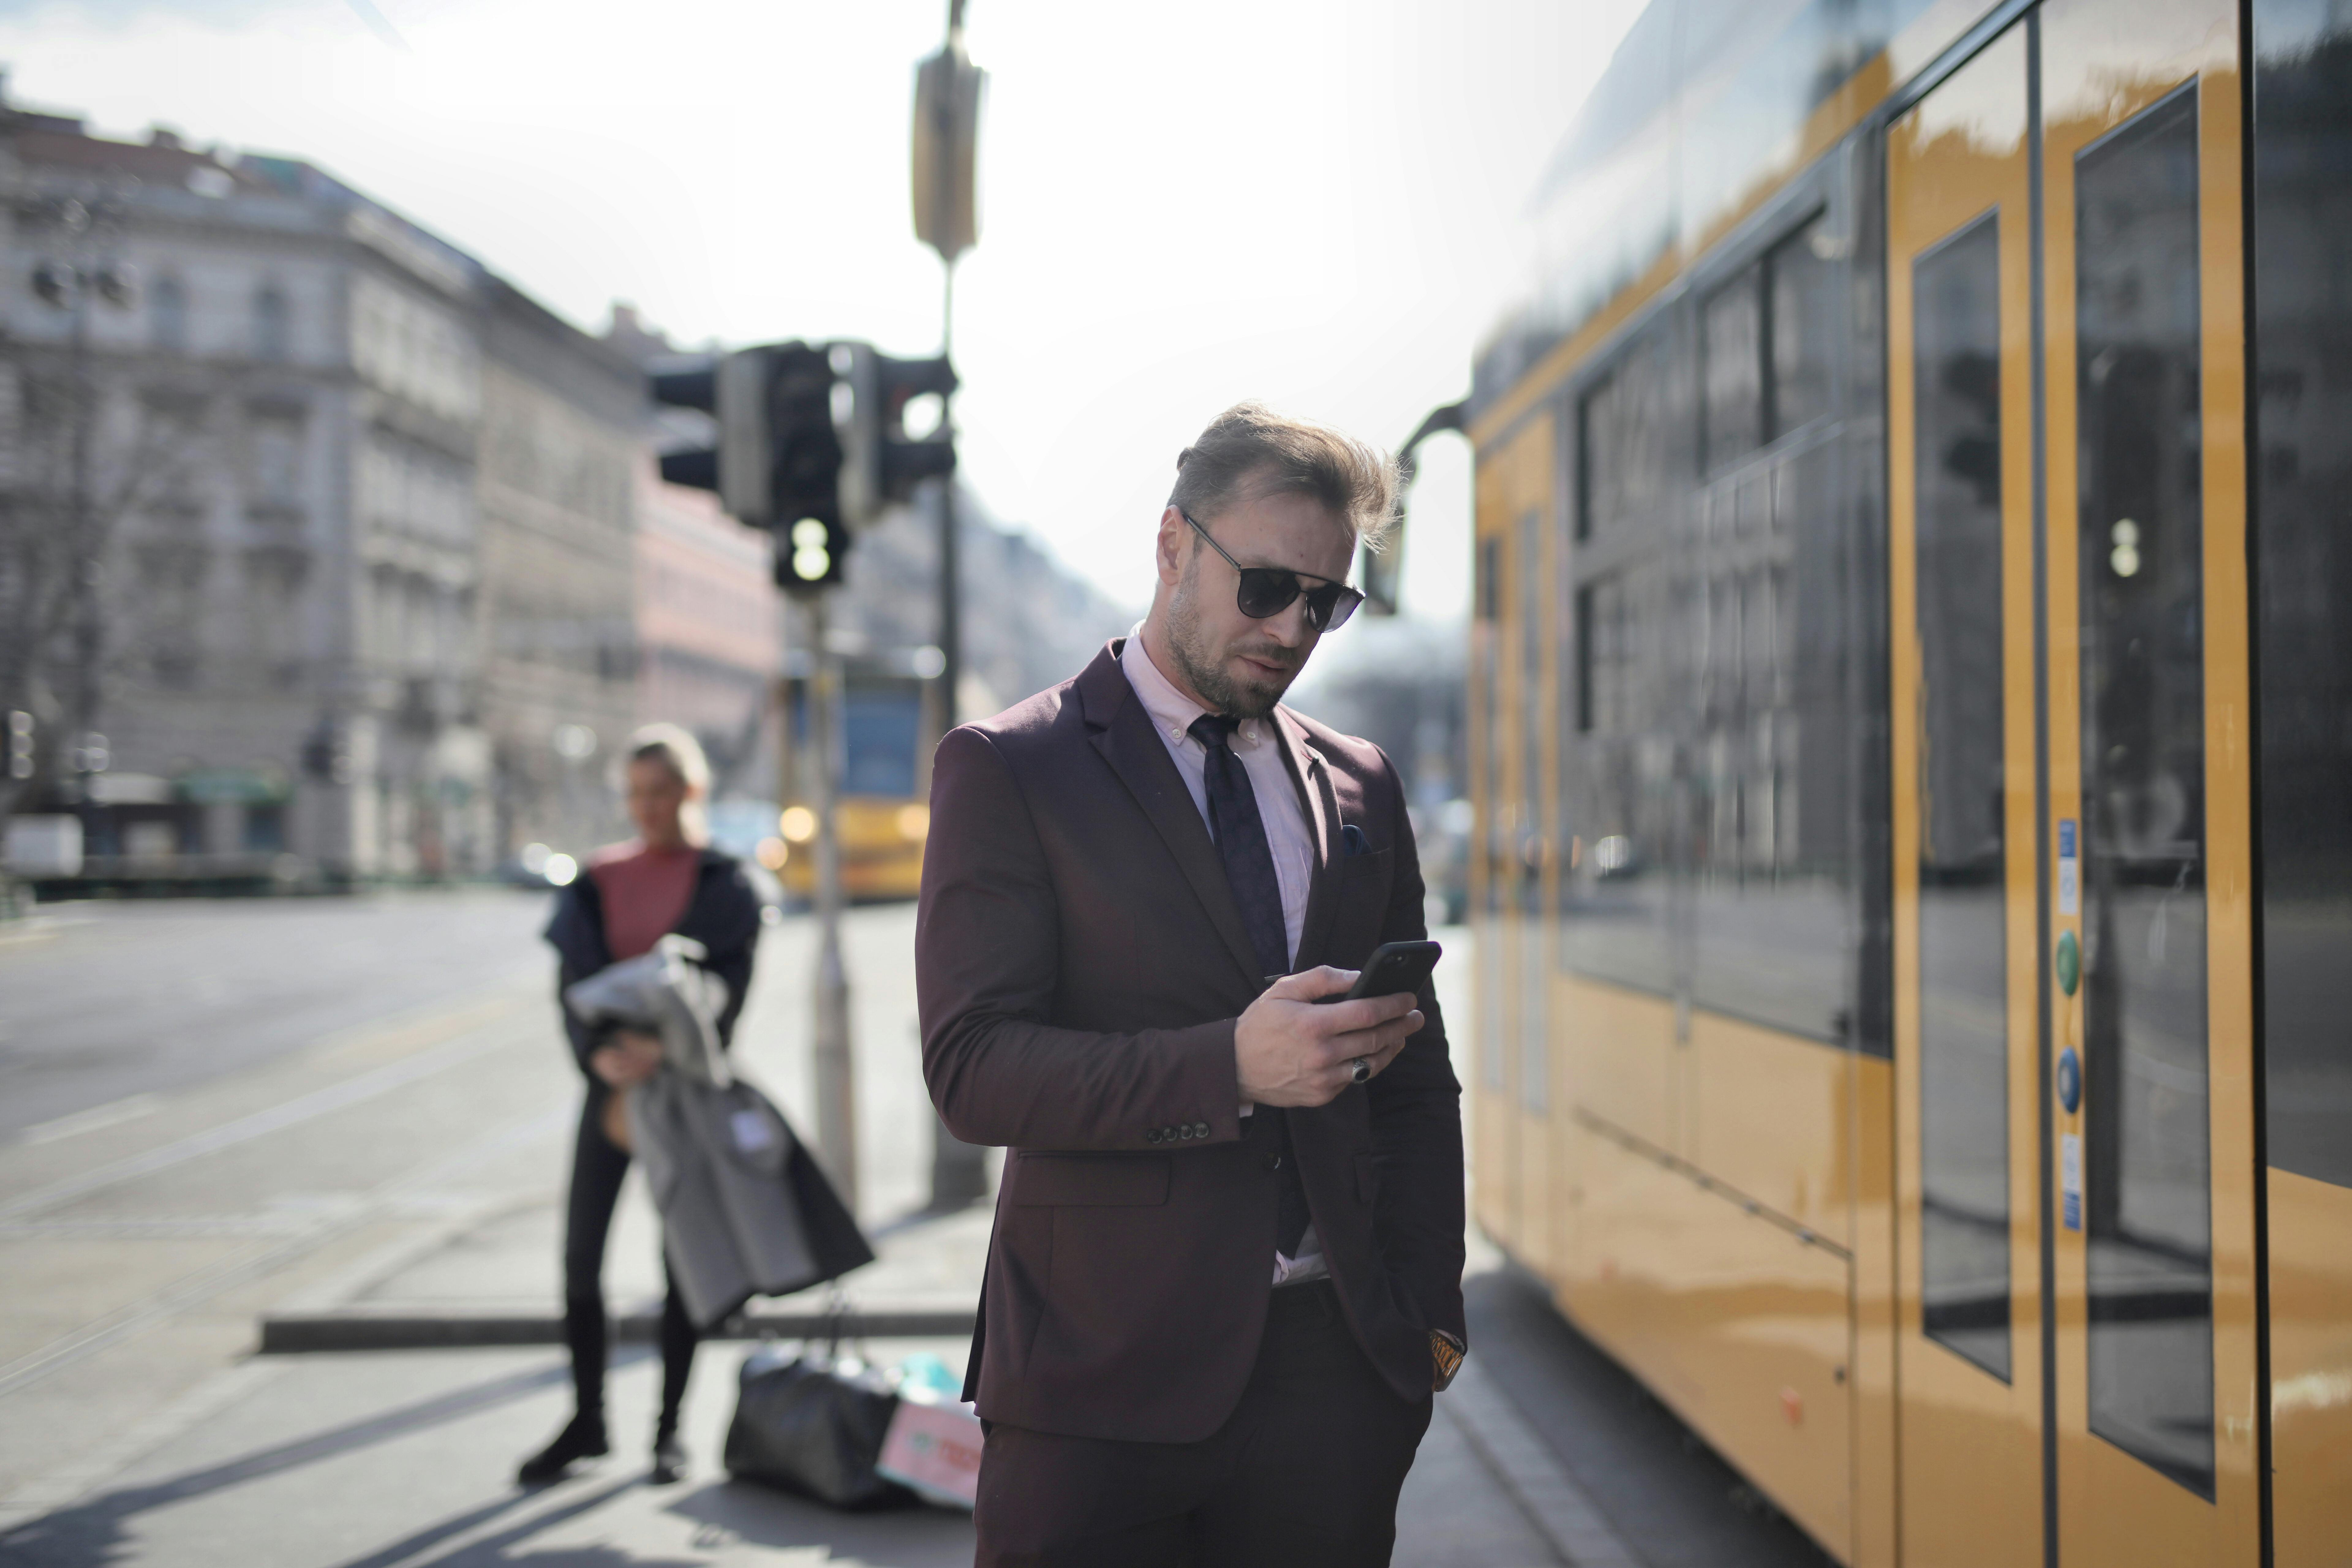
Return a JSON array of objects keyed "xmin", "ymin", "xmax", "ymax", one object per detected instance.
[
  {"xmin": 2, "ymin": 84, "xmax": 1131, "ymax": 890},
  {"xmin": 0, "ymin": 86, "xmax": 652, "ymax": 880}
]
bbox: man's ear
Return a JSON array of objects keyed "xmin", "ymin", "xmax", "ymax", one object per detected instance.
[{"xmin": 1155, "ymin": 506, "xmax": 1188, "ymax": 586}]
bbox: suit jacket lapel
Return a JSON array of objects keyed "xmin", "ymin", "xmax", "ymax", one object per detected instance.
[
  {"xmin": 1271, "ymin": 709, "xmax": 1342, "ymax": 974},
  {"xmin": 1079, "ymin": 643, "xmax": 1267, "ymax": 989}
]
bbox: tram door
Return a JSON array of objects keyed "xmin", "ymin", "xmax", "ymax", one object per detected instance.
[
  {"xmin": 1888, "ymin": 25, "xmax": 2045, "ymax": 1563},
  {"xmin": 1887, "ymin": 1, "xmax": 2258, "ymax": 1562}
]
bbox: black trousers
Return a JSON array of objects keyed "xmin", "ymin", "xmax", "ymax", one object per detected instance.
[
  {"xmin": 563, "ymin": 1085, "xmax": 696, "ymax": 1435},
  {"xmin": 973, "ymin": 1280, "xmax": 1434, "ymax": 1568}
]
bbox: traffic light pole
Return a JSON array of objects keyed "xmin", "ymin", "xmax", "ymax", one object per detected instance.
[{"xmin": 806, "ymin": 594, "xmax": 858, "ymax": 1213}]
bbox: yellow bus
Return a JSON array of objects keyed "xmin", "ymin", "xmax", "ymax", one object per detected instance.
[{"xmin": 1455, "ymin": 0, "xmax": 2349, "ymax": 1562}]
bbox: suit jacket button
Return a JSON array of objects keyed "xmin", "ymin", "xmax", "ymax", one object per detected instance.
[
  {"xmin": 1146, "ymin": 1128, "xmax": 1161, "ymax": 1144},
  {"xmin": 1193, "ymin": 1121, "xmax": 1209, "ymax": 1137},
  {"xmin": 1178, "ymin": 1124, "xmax": 1193, "ymax": 1140},
  {"xmin": 1264, "ymin": 1153, "xmax": 1283, "ymax": 1171}
]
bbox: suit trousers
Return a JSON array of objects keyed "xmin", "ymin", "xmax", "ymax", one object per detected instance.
[{"xmin": 973, "ymin": 1280, "xmax": 1434, "ymax": 1568}]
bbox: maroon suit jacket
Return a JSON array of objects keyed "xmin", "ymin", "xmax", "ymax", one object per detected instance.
[{"xmin": 915, "ymin": 638, "xmax": 1465, "ymax": 1443}]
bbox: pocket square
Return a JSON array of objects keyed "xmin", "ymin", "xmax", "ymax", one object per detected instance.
[{"xmin": 1341, "ymin": 823, "xmax": 1373, "ymax": 857}]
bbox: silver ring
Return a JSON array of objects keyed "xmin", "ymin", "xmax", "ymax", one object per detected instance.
[{"xmin": 1348, "ymin": 1057, "xmax": 1372, "ymax": 1085}]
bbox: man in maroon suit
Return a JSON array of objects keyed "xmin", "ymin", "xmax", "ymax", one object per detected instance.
[{"xmin": 917, "ymin": 403, "xmax": 1466, "ymax": 1566}]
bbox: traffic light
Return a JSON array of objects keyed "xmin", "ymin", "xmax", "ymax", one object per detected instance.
[
  {"xmin": 836, "ymin": 345, "xmax": 958, "ymax": 527},
  {"xmin": 649, "ymin": 339, "xmax": 955, "ymax": 593},
  {"xmin": 7, "ymin": 710, "xmax": 33, "ymax": 781},
  {"xmin": 778, "ymin": 515, "xmax": 851, "ymax": 590}
]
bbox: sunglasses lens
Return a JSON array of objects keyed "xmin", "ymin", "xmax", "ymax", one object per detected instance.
[
  {"xmin": 1235, "ymin": 570, "xmax": 1302, "ymax": 620},
  {"xmin": 1315, "ymin": 587, "xmax": 1364, "ymax": 631}
]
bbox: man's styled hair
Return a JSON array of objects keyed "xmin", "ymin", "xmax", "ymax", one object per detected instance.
[{"xmin": 1168, "ymin": 402, "xmax": 1400, "ymax": 552}]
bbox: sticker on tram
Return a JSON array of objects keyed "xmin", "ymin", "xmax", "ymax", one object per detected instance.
[
  {"xmin": 2061, "ymin": 1131, "xmax": 2082, "ymax": 1232},
  {"xmin": 2056, "ymin": 819, "xmax": 2079, "ymax": 917}
]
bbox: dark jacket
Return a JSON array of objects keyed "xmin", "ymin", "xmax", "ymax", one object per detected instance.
[
  {"xmin": 545, "ymin": 846, "xmax": 763, "ymax": 1079},
  {"xmin": 915, "ymin": 639, "xmax": 1466, "ymax": 1443}
]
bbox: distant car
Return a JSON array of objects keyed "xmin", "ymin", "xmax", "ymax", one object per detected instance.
[{"xmin": 499, "ymin": 843, "xmax": 580, "ymax": 891}]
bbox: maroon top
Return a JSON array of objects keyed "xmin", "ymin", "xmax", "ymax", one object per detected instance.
[{"xmin": 587, "ymin": 841, "xmax": 700, "ymax": 961}]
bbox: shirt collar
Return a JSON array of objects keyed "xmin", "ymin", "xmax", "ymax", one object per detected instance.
[{"xmin": 1121, "ymin": 625, "xmax": 1268, "ymax": 751}]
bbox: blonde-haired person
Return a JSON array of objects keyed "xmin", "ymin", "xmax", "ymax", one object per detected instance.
[{"xmin": 521, "ymin": 724, "xmax": 764, "ymax": 1486}]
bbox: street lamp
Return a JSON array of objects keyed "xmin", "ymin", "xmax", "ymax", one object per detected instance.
[{"xmin": 913, "ymin": 0, "xmax": 991, "ymax": 1210}]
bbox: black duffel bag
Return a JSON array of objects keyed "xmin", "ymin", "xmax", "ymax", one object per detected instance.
[{"xmin": 723, "ymin": 1342, "xmax": 916, "ymax": 1510}]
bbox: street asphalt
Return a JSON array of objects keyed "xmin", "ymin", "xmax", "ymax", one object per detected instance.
[{"xmin": 0, "ymin": 889, "xmax": 1830, "ymax": 1566}]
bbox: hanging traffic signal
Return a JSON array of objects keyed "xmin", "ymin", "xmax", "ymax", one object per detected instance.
[
  {"xmin": 836, "ymin": 345, "xmax": 957, "ymax": 526},
  {"xmin": 650, "ymin": 342, "xmax": 852, "ymax": 595},
  {"xmin": 649, "ymin": 338, "xmax": 956, "ymax": 591}
]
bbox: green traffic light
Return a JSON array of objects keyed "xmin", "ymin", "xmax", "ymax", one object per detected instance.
[{"xmin": 790, "ymin": 517, "xmax": 831, "ymax": 582}]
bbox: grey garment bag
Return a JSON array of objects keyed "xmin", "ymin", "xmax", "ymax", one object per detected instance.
[
  {"xmin": 561, "ymin": 930, "xmax": 867, "ymax": 1329},
  {"xmin": 629, "ymin": 1072, "xmax": 825, "ymax": 1329}
]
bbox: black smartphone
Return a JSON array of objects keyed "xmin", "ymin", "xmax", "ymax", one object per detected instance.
[{"xmin": 1314, "ymin": 939, "xmax": 1442, "ymax": 1004}]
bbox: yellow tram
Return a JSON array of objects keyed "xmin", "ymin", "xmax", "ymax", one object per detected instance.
[
  {"xmin": 1459, "ymin": 0, "xmax": 2350, "ymax": 1562},
  {"xmin": 772, "ymin": 668, "xmax": 935, "ymax": 902}
]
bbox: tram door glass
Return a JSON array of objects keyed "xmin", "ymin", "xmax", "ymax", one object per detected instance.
[
  {"xmin": 1519, "ymin": 507, "xmax": 1550, "ymax": 1112},
  {"xmin": 1912, "ymin": 214, "xmax": 2013, "ymax": 1381},
  {"xmin": 2072, "ymin": 86, "xmax": 2214, "ymax": 1495}
]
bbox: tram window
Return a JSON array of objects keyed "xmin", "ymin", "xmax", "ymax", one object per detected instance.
[
  {"xmin": 1686, "ymin": 439, "xmax": 1855, "ymax": 1045},
  {"xmin": 840, "ymin": 684, "xmax": 923, "ymax": 798},
  {"xmin": 1702, "ymin": 264, "xmax": 1764, "ymax": 470},
  {"xmin": 1769, "ymin": 216, "xmax": 1838, "ymax": 435},
  {"xmin": 1519, "ymin": 509, "xmax": 1550, "ymax": 1112},
  {"xmin": 1911, "ymin": 213, "xmax": 2012, "ymax": 1381},
  {"xmin": 1581, "ymin": 331, "xmax": 1671, "ymax": 539},
  {"xmin": 1477, "ymin": 532, "xmax": 1504, "ymax": 1091},
  {"xmin": 2075, "ymin": 87, "xmax": 2214, "ymax": 1498},
  {"xmin": 1557, "ymin": 561, "xmax": 1674, "ymax": 998}
]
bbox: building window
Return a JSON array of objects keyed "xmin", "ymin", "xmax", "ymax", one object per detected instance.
[
  {"xmin": 152, "ymin": 276, "xmax": 188, "ymax": 353},
  {"xmin": 253, "ymin": 285, "xmax": 290, "ymax": 362}
]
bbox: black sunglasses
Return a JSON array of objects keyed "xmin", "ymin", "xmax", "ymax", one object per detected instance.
[{"xmin": 1179, "ymin": 509, "xmax": 1364, "ymax": 633}]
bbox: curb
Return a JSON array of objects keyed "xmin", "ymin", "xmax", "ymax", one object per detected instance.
[{"xmin": 258, "ymin": 1304, "xmax": 978, "ymax": 1354}]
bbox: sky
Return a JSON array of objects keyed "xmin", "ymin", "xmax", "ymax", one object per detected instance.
[{"xmin": 0, "ymin": 0, "xmax": 1645, "ymax": 619}]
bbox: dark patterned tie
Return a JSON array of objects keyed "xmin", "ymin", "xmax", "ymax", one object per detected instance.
[
  {"xmin": 1187, "ymin": 714, "xmax": 1290, "ymax": 978},
  {"xmin": 1187, "ymin": 714, "xmax": 1311, "ymax": 1258}
]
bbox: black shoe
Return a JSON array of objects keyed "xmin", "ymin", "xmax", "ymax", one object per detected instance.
[
  {"xmin": 517, "ymin": 1413, "xmax": 608, "ymax": 1485},
  {"xmin": 650, "ymin": 1432, "xmax": 687, "ymax": 1485}
]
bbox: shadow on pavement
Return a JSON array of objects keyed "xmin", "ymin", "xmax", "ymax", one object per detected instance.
[
  {"xmin": 0, "ymin": 1359, "xmax": 575, "ymax": 1567},
  {"xmin": 662, "ymin": 1482, "xmax": 973, "ymax": 1564},
  {"xmin": 1464, "ymin": 1263, "xmax": 1839, "ymax": 1568},
  {"xmin": 329, "ymin": 1477, "xmax": 692, "ymax": 1568}
]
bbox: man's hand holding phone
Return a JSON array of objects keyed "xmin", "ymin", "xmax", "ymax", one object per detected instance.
[{"xmin": 1234, "ymin": 946, "xmax": 1436, "ymax": 1108}]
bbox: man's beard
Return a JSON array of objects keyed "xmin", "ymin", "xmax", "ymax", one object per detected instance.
[{"xmin": 1165, "ymin": 560, "xmax": 1303, "ymax": 720}]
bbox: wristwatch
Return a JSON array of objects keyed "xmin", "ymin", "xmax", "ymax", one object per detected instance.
[{"xmin": 1431, "ymin": 1329, "xmax": 1466, "ymax": 1392}]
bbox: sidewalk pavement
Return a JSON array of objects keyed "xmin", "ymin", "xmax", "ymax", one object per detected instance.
[
  {"xmin": 0, "ymin": 904, "xmax": 1632, "ymax": 1566},
  {"xmin": 3, "ymin": 1170, "xmax": 1593, "ymax": 1566}
]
